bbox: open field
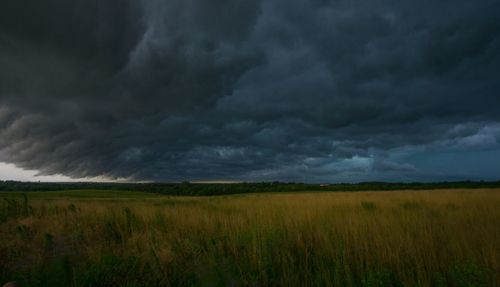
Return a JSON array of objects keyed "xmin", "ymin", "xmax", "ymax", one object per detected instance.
[{"xmin": 1, "ymin": 189, "xmax": 499, "ymax": 286}]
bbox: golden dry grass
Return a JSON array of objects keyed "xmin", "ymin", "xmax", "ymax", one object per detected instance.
[{"xmin": 1, "ymin": 189, "xmax": 499, "ymax": 286}]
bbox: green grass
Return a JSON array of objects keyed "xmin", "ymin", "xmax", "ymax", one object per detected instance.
[{"xmin": 1, "ymin": 189, "xmax": 499, "ymax": 286}]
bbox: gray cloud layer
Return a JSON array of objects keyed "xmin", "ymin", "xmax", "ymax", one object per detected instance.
[{"xmin": 1, "ymin": 0, "xmax": 500, "ymax": 182}]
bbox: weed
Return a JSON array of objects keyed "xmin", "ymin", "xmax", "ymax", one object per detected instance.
[
  {"xmin": 400, "ymin": 200, "xmax": 423, "ymax": 209},
  {"xmin": 361, "ymin": 201, "xmax": 377, "ymax": 211}
]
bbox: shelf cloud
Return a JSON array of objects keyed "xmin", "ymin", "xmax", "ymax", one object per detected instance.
[{"xmin": 1, "ymin": 0, "xmax": 500, "ymax": 182}]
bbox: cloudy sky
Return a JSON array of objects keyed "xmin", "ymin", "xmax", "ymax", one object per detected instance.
[{"xmin": 1, "ymin": 0, "xmax": 500, "ymax": 183}]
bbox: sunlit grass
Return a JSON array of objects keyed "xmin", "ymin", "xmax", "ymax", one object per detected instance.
[{"xmin": 1, "ymin": 189, "xmax": 499, "ymax": 286}]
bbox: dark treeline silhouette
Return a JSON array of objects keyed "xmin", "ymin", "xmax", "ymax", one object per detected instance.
[{"xmin": 1, "ymin": 180, "xmax": 500, "ymax": 196}]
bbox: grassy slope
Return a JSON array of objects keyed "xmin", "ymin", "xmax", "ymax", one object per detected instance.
[{"xmin": 1, "ymin": 189, "xmax": 499, "ymax": 286}]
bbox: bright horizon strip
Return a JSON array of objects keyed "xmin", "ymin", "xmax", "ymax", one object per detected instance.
[{"xmin": 0, "ymin": 162, "xmax": 113, "ymax": 182}]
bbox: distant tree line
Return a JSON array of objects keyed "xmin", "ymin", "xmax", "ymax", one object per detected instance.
[{"xmin": 1, "ymin": 180, "xmax": 500, "ymax": 196}]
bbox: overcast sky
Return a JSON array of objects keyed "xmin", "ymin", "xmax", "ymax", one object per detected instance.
[{"xmin": 1, "ymin": 0, "xmax": 500, "ymax": 183}]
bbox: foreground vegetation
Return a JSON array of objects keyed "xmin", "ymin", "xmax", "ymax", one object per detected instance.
[{"xmin": 1, "ymin": 189, "xmax": 499, "ymax": 286}]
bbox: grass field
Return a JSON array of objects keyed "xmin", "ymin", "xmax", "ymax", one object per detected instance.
[{"xmin": 1, "ymin": 189, "xmax": 499, "ymax": 286}]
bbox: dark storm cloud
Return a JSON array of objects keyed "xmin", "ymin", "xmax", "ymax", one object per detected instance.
[{"xmin": 1, "ymin": 0, "xmax": 500, "ymax": 182}]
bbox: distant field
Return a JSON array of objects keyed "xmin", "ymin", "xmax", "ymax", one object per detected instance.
[
  {"xmin": 0, "ymin": 189, "xmax": 162, "ymax": 200},
  {"xmin": 1, "ymin": 189, "xmax": 499, "ymax": 286}
]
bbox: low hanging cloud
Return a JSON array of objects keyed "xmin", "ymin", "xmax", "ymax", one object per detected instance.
[{"xmin": 1, "ymin": 0, "xmax": 500, "ymax": 182}]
